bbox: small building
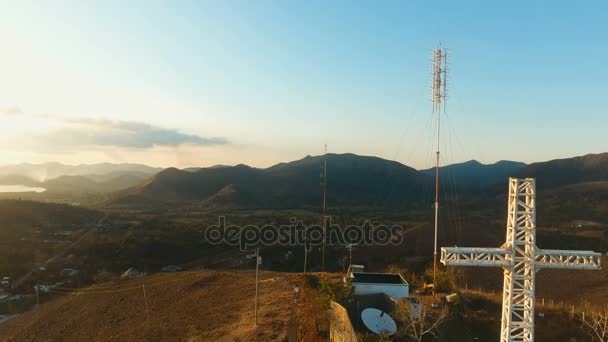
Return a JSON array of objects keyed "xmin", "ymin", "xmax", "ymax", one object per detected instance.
[
  {"xmin": 355, "ymin": 293, "xmax": 397, "ymax": 314},
  {"xmin": 1, "ymin": 277, "xmax": 11, "ymax": 288},
  {"xmin": 37, "ymin": 282, "xmax": 65, "ymax": 293},
  {"xmin": 60, "ymin": 269, "xmax": 80, "ymax": 278},
  {"xmin": 443, "ymin": 293, "xmax": 459, "ymax": 305},
  {"xmin": 347, "ymin": 264, "xmax": 365, "ymax": 274},
  {"xmin": 349, "ymin": 272, "xmax": 409, "ymax": 299},
  {"xmin": 121, "ymin": 267, "xmax": 144, "ymax": 279},
  {"xmin": 0, "ymin": 315, "xmax": 17, "ymax": 324}
]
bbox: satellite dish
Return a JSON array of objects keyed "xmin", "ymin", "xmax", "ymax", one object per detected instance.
[{"xmin": 361, "ymin": 308, "xmax": 397, "ymax": 335}]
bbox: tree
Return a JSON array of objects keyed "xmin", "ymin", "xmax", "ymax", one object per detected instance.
[
  {"xmin": 394, "ymin": 300, "xmax": 449, "ymax": 342},
  {"xmin": 421, "ymin": 265, "xmax": 455, "ymax": 293},
  {"xmin": 579, "ymin": 303, "xmax": 608, "ymax": 342}
]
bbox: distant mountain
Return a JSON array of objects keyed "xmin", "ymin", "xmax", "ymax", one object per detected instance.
[
  {"xmin": 4, "ymin": 153, "xmax": 607, "ymax": 211},
  {"xmin": 0, "ymin": 162, "xmax": 161, "ymax": 182},
  {"xmin": 83, "ymin": 171, "xmax": 153, "ymax": 183},
  {"xmin": 40, "ymin": 174, "xmax": 150, "ymax": 194},
  {"xmin": 421, "ymin": 160, "xmax": 526, "ymax": 187},
  {"xmin": 110, "ymin": 153, "xmax": 433, "ymax": 209},
  {"xmin": 0, "ymin": 174, "xmax": 40, "ymax": 186},
  {"xmin": 514, "ymin": 153, "xmax": 608, "ymax": 189},
  {"xmin": 0, "ymin": 172, "xmax": 151, "ymax": 195},
  {"xmin": 462, "ymin": 153, "xmax": 608, "ymax": 228},
  {"xmin": 183, "ymin": 165, "xmax": 231, "ymax": 172},
  {"xmin": 182, "ymin": 167, "xmax": 203, "ymax": 172},
  {"xmin": 0, "ymin": 163, "xmax": 160, "ymax": 197}
]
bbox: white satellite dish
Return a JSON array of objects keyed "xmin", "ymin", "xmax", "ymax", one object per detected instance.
[{"xmin": 361, "ymin": 308, "xmax": 397, "ymax": 335}]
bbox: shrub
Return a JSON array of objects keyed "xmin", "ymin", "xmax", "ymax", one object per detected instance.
[{"xmin": 303, "ymin": 273, "xmax": 320, "ymax": 289}]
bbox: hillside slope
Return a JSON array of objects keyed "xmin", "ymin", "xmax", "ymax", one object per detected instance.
[
  {"xmin": 515, "ymin": 152, "xmax": 608, "ymax": 188},
  {"xmin": 0, "ymin": 162, "xmax": 161, "ymax": 181},
  {"xmin": 421, "ymin": 160, "xmax": 526, "ymax": 186},
  {"xmin": 0, "ymin": 200, "xmax": 99, "ymax": 232},
  {"xmin": 0, "ymin": 270, "xmax": 301, "ymax": 342},
  {"xmin": 110, "ymin": 153, "xmax": 433, "ymax": 209}
]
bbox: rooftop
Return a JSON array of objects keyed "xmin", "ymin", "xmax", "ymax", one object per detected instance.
[{"xmin": 351, "ymin": 272, "xmax": 408, "ymax": 285}]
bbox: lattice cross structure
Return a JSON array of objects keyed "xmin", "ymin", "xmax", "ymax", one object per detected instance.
[{"xmin": 440, "ymin": 178, "xmax": 602, "ymax": 342}]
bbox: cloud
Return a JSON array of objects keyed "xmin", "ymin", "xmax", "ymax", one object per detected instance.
[
  {"xmin": 41, "ymin": 117, "xmax": 229, "ymax": 149},
  {"xmin": 0, "ymin": 108, "xmax": 229, "ymax": 153}
]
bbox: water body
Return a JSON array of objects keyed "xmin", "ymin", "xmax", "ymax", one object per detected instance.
[{"xmin": 0, "ymin": 185, "xmax": 46, "ymax": 193}]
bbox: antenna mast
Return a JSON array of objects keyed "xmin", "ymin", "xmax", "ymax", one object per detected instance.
[
  {"xmin": 431, "ymin": 44, "xmax": 447, "ymax": 285},
  {"xmin": 322, "ymin": 144, "xmax": 328, "ymax": 273}
]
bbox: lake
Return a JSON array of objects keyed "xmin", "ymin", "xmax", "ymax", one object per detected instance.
[{"xmin": 0, "ymin": 185, "xmax": 46, "ymax": 193}]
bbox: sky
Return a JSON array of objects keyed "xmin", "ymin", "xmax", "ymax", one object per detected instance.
[{"xmin": 0, "ymin": 1, "xmax": 606, "ymax": 169}]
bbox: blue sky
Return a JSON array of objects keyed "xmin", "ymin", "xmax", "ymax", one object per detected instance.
[{"xmin": 0, "ymin": 1, "xmax": 606, "ymax": 168}]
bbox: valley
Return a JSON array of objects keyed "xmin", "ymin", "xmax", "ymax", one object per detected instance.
[{"xmin": 0, "ymin": 153, "xmax": 606, "ymax": 341}]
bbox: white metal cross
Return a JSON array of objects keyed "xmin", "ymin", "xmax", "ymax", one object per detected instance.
[{"xmin": 440, "ymin": 178, "xmax": 602, "ymax": 342}]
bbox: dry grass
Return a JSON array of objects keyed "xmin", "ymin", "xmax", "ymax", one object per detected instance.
[{"xmin": 0, "ymin": 270, "xmax": 302, "ymax": 342}]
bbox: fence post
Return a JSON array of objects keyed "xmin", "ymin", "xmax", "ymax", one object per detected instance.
[{"xmin": 570, "ymin": 305, "xmax": 574, "ymax": 319}]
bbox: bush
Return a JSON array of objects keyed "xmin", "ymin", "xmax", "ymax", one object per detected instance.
[
  {"xmin": 386, "ymin": 264, "xmax": 420, "ymax": 289},
  {"xmin": 422, "ymin": 265, "xmax": 455, "ymax": 293},
  {"xmin": 303, "ymin": 273, "xmax": 320, "ymax": 289},
  {"xmin": 319, "ymin": 278, "xmax": 354, "ymax": 307}
]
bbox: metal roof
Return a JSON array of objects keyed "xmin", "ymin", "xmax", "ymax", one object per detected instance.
[{"xmin": 351, "ymin": 272, "xmax": 408, "ymax": 285}]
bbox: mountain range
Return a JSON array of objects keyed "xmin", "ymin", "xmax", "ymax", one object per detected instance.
[
  {"xmin": 0, "ymin": 162, "xmax": 162, "ymax": 194},
  {"xmin": 0, "ymin": 162, "xmax": 161, "ymax": 182},
  {"xmin": 108, "ymin": 153, "xmax": 608, "ymax": 212},
  {"xmin": 421, "ymin": 159, "xmax": 526, "ymax": 186},
  {"xmin": 1, "ymin": 153, "xmax": 607, "ymax": 212},
  {"xmin": 111, "ymin": 154, "xmax": 431, "ymax": 208}
]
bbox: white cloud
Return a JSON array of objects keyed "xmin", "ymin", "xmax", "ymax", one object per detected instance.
[
  {"xmin": 2, "ymin": 110, "xmax": 229, "ymax": 150},
  {"xmin": 42, "ymin": 117, "xmax": 228, "ymax": 148}
]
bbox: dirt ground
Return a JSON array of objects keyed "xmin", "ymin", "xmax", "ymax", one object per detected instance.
[
  {"xmin": 0, "ymin": 270, "xmax": 302, "ymax": 342},
  {"xmin": 1, "ymin": 265, "xmax": 605, "ymax": 342}
]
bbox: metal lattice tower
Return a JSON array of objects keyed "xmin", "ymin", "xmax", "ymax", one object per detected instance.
[
  {"xmin": 441, "ymin": 178, "xmax": 602, "ymax": 342},
  {"xmin": 431, "ymin": 44, "xmax": 447, "ymax": 285}
]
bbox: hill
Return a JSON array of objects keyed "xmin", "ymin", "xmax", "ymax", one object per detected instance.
[
  {"xmin": 421, "ymin": 159, "xmax": 526, "ymax": 187},
  {"xmin": 109, "ymin": 153, "xmax": 433, "ymax": 209},
  {"xmin": 0, "ymin": 162, "xmax": 161, "ymax": 182},
  {"xmin": 1, "ymin": 268, "xmax": 604, "ymax": 341},
  {"xmin": 0, "ymin": 200, "xmax": 102, "ymax": 278},
  {"xmin": 107, "ymin": 152, "xmax": 608, "ymax": 213},
  {"xmin": 0, "ymin": 200, "xmax": 99, "ymax": 231},
  {"xmin": 0, "ymin": 173, "xmax": 151, "ymax": 202},
  {"xmin": 42, "ymin": 174, "xmax": 150, "ymax": 194},
  {"xmin": 471, "ymin": 153, "xmax": 608, "ymax": 228},
  {"xmin": 0, "ymin": 163, "xmax": 160, "ymax": 202},
  {"xmin": 514, "ymin": 152, "xmax": 608, "ymax": 189},
  {"xmin": 0, "ymin": 175, "xmax": 40, "ymax": 187},
  {"xmin": 0, "ymin": 270, "xmax": 301, "ymax": 342},
  {"xmin": 183, "ymin": 165, "xmax": 230, "ymax": 172}
]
